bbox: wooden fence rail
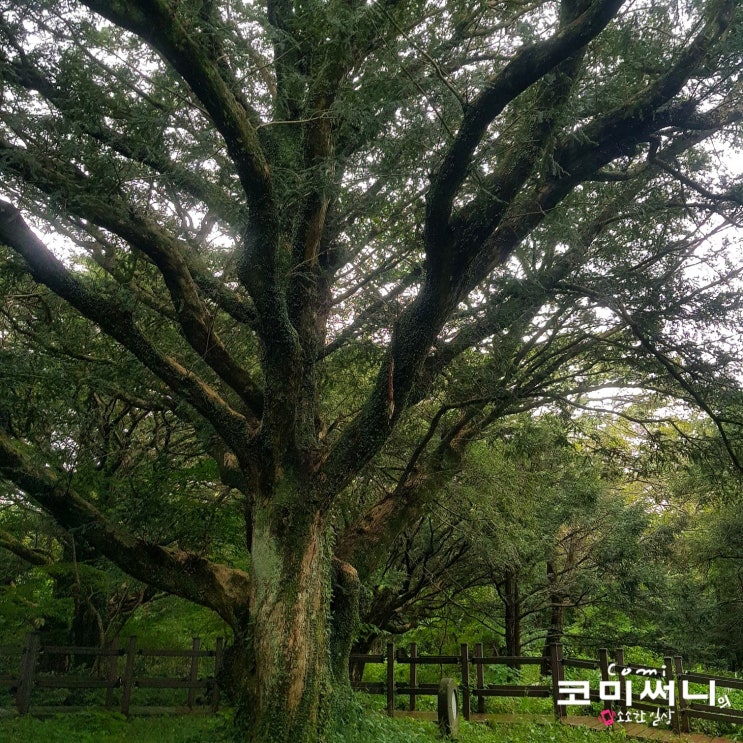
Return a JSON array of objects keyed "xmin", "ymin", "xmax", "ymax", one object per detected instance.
[
  {"xmin": 350, "ymin": 641, "xmax": 558, "ymax": 720},
  {"xmin": 0, "ymin": 633, "xmax": 224, "ymax": 716},
  {"xmin": 350, "ymin": 641, "xmax": 743, "ymax": 736},
  {"xmin": 2, "ymin": 633, "xmax": 743, "ymax": 736}
]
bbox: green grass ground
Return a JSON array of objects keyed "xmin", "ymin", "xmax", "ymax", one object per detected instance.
[{"xmin": 0, "ymin": 711, "xmax": 631, "ymax": 743}]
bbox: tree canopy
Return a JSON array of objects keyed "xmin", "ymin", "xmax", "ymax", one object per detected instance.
[{"xmin": 1, "ymin": 0, "xmax": 742, "ymax": 739}]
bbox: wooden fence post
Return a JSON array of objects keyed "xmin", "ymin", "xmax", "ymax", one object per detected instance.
[
  {"xmin": 409, "ymin": 642, "xmax": 417, "ymax": 711},
  {"xmin": 550, "ymin": 643, "xmax": 566, "ymax": 720},
  {"xmin": 674, "ymin": 656, "xmax": 689, "ymax": 734},
  {"xmin": 120, "ymin": 636, "xmax": 137, "ymax": 716},
  {"xmin": 105, "ymin": 637, "xmax": 119, "ymax": 709},
  {"xmin": 663, "ymin": 655, "xmax": 680, "ymax": 735},
  {"xmin": 615, "ymin": 648, "xmax": 627, "ymax": 717},
  {"xmin": 598, "ymin": 649, "xmax": 609, "ymax": 682},
  {"xmin": 460, "ymin": 643, "xmax": 471, "ymax": 721},
  {"xmin": 15, "ymin": 632, "xmax": 40, "ymax": 715},
  {"xmin": 386, "ymin": 642, "xmax": 395, "ymax": 717},
  {"xmin": 210, "ymin": 637, "xmax": 224, "ymax": 713},
  {"xmin": 187, "ymin": 637, "xmax": 201, "ymax": 708},
  {"xmin": 598, "ymin": 648, "xmax": 610, "ymax": 711},
  {"xmin": 475, "ymin": 642, "xmax": 485, "ymax": 714}
]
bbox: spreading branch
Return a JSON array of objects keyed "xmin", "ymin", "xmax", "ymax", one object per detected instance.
[
  {"xmin": 0, "ymin": 200, "xmax": 255, "ymax": 468},
  {"xmin": 0, "ymin": 430, "xmax": 251, "ymax": 627}
]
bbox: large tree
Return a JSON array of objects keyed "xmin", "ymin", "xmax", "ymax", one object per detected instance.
[{"xmin": 1, "ymin": 0, "xmax": 742, "ymax": 738}]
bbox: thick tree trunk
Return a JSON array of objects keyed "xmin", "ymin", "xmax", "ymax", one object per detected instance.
[
  {"xmin": 226, "ymin": 491, "xmax": 358, "ymax": 742},
  {"xmin": 248, "ymin": 508, "xmax": 330, "ymax": 740}
]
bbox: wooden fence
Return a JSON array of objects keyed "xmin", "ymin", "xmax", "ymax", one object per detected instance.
[
  {"xmin": 2, "ymin": 633, "xmax": 743, "ymax": 735},
  {"xmin": 350, "ymin": 642, "xmax": 743, "ymax": 735},
  {"xmin": 0, "ymin": 633, "xmax": 224, "ymax": 716}
]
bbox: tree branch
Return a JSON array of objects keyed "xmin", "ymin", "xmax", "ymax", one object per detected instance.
[
  {"xmin": 424, "ymin": 0, "xmax": 626, "ymax": 257},
  {"xmin": 0, "ymin": 430, "xmax": 250, "ymax": 627},
  {"xmin": 0, "ymin": 529, "xmax": 53, "ymax": 567},
  {"xmin": 0, "ymin": 200, "xmax": 254, "ymax": 468},
  {"xmin": 0, "ymin": 43, "xmax": 245, "ymax": 229},
  {"xmin": 0, "ymin": 141, "xmax": 264, "ymax": 417},
  {"xmin": 79, "ymin": 0, "xmax": 272, "ymax": 212},
  {"xmin": 79, "ymin": 1, "xmax": 299, "ymax": 400},
  {"xmin": 610, "ymin": 300, "xmax": 743, "ymax": 472}
]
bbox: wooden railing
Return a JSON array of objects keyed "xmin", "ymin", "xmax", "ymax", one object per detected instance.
[
  {"xmin": 1, "ymin": 633, "xmax": 224, "ymax": 715},
  {"xmin": 350, "ymin": 642, "xmax": 743, "ymax": 735},
  {"xmin": 675, "ymin": 663, "xmax": 743, "ymax": 733},
  {"xmin": 351, "ymin": 642, "xmax": 558, "ymax": 719},
  {"xmin": 2, "ymin": 632, "xmax": 743, "ymax": 735}
]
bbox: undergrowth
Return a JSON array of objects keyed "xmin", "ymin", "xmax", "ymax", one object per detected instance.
[
  {"xmin": 0, "ymin": 710, "xmax": 230, "ymax": 742},
  {"xmin": 0, "ymin": 710, "xmax": 635, "ymax": 743}
]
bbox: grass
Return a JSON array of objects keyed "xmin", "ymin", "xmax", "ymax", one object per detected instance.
[
  {"xmin": 0, "ymin": 710, "xmax": 632, "ymax": 743},
  {"xmin": 0, "ymin": 710, "xmax": 231, "ymax": 742},
  {"xmin": 328, "ymin": 714, "xmax": 631, "ymax": 743}
]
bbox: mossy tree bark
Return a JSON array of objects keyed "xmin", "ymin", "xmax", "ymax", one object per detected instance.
[
  {"xmin": 221, "ymin": 499, "xmax": 359, "ymax": 741},
  {"xmin": 245, "ymin": 500, "xmax": 332, "ymax": 741}
]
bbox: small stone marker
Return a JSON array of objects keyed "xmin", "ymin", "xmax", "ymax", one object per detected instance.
[{"xmin": 437, "ymin": 677, "xmax": 459, "ymax": 738}]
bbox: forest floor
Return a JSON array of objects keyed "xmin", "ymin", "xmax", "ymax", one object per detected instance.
[{"xmin": 0, "ymin": 710, "xmax": 739, "ymax": 743}]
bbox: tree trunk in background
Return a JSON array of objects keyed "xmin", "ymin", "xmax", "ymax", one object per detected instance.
[
  {"xmin": 541, "ymin": 560, "xmax": 567, "ymax": 675},
  {"xmin": 503, "ymin": 569, "xmax": 522, "ymax": 673}
]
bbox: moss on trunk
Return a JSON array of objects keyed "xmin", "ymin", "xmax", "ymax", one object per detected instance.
[{"xmin": 225, "ymin": 494, "xmax": 358, "ymax": 743}]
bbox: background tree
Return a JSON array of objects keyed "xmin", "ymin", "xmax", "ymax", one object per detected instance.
[
  {"xmin": 351, "ymin": 414, "xmax": 651, "ymax": 665},
  {"xmin": 0, "ymin": 0, "xmax": 742, "ymax": 739},
  {"xmin": 627, "ymin": 418, "xmax": 743, "ymax": 667}
]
